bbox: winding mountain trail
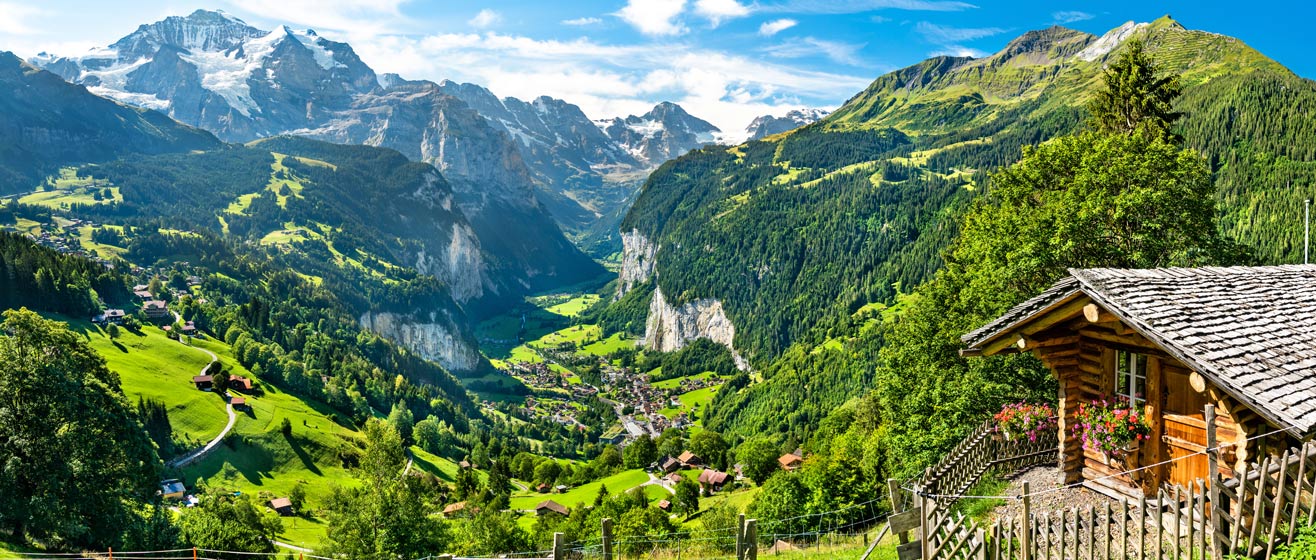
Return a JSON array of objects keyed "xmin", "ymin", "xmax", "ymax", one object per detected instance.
[{"xmin": 165, "ymin": 331, "xmax": 235, "ymax": 469}]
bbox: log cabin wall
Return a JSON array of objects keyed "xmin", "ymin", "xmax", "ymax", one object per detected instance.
[{"xmin": 1028, "ymin": 309, "xmax": 1267, "ymax": 497}]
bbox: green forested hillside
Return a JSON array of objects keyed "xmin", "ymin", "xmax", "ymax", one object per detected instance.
[
  {"xmin": 615, "ymin": 16, "xmax": 1316, "ymax": 448},
  {"xmin": 0, "ymin": 52, "xmax": 219, "ymax": 191}
]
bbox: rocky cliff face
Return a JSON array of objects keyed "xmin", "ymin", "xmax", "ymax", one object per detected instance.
[
  {"xmin": 616, "ymin": 229, "xmax": 656, "ymax": 299},
  {"xmin": 645, "ymin": 287, "xmax": 748, "ymax": 370},
  {"xmin": 359, "ymin": 311, "xmax": 482, "ymax": 373}
]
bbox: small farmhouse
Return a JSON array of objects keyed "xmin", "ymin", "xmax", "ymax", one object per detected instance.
[
  {"xmin": 657, "ymin": 456, "xmax": 682, "ymax": 473},
  {"xmin": 160, "ymin": 479, "xmax": 186, "ymax": 501},
  {"xmin": 534, "ymin": 500, "xmax": 569, "ymax": 517},
  {"xmin": 192, "ymin": 375, "xmax": 213, "ymax": 390},
  {"xmin": 698, "ymin": 468, "xmax": 729, "ymax": 493},
  {"xmin": 442, "ymin": 501, "xmax": 469, "ymax": 517},
  {"xmin": 778, "ymin": 452, "xmax": 803, "ymax": 471},
  {"xmin": 269, "ymin": 497, "xmax": 294, "ymax": 516},
  {"xmin": 962, "ymin": 265, "xmax": 1316, "ymax": 497},
  {"xmin": 229, "ymin": 375, "xmax": 254, "ymax": 392},
  {"xmin": 677, "ymin": 451, "xmax": 703, "ymax": 467}
]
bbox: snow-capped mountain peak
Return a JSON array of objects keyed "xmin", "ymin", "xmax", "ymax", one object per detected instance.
[
  {"xmin": 745, "ymin": 108, "xmax": 831, "ymax": 140},
  {"xmin": 35, "ymin": 9, "xmax": 376, "ymax": 138},
  {"xmin": 596, "ymin": 102, "xmax": 722, "ymax": 164}
]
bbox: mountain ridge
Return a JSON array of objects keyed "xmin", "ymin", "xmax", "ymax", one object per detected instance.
[{"xmin": 32, "ymin": 10, "xmax": 729, "ymax": 250}]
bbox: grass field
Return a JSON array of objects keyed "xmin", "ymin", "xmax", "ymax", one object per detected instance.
[
  {"xmin": 20, "ymin": 169, "xmax": 121, "ymax": 209},
  {"xmin": 652, "ymin": 371, "xmax": 719, "ymax": 390},
  {"xmin": 658, "ymin": 385, "xmax": 722, "ymax": 421},
  {"xmin": 528, "ymin": 324, "xmax": 602, "ymax": 349},
  {"xmin": 508, "ymin": 468, "xmax": 651, "ymax": 510},
  {"xmin": 61, "ymin": 316, "xmax": 469, "ymax": 550},
  {"xmin": 67, "ymin": 318, "xmax": 229, "ymax": 444},
  {"xmin": 581, "ymin": 332, "xmax": 635, "ymax": 356},
  {"xmin": 543, "ymin": 294, "xmax": 599, "ymax": 317}
]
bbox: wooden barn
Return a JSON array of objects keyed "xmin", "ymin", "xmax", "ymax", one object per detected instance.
[{"xmin": 961, "ymin": 265, "xmax": 1316, "ymax": 498}]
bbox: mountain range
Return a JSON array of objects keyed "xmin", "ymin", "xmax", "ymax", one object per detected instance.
[
  {"xmin": 0, "ymin": 52, "xmax": 218, "ymax": 190},
  {"xmin": 31, "ymin": 10, "xmax": 755, "ymax": 252},
  {"xmin": 612, "ymin": 16, "xmax": 1316, "ymax": 437}
]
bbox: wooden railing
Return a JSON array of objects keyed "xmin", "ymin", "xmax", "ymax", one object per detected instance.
[
  {"xmin": 895, "ymin": 405, "xmax": 1316, "ymax": 560},
  {"xmin": 903, "ymin": 418, "xmax": 1059, "ymax": 513}
]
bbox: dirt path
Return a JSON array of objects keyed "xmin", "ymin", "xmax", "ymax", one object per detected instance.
[
  {"xmin": 166, "ymin": 338, "xmax": 235, "ymax": 469},
  {"xmin": 641, "ymin": 471, "xmax": 676, "ymax": 495}
]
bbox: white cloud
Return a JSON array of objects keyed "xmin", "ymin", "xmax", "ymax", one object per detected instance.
[
  {"xmin": 468, "ymin": 9, "xmax": 501, "ymax": 29},
  {"xmin": 350, "ymin": 31, "xmax": 872, "ymax": 134},
  {"xmin": 759, "ymin": 18, "xmax": 798, "ymax": 36},
  {"xmin": 562, "ymin": 17, "xmax": 603, "ymax": 26},
  {"xmin": 694, "ymin": 0, "xmax": 751, "ymax": 26},
  {"xmin": 762, "ymin": 36, "xmax": 866, "ymax": 66},
  {"xmin": 929, "ymin": 46, "xmax": 986, "ymax": 58},
  {"xmin": 1052, "ymin": 10, "xmax": 1093, "ymax": 24},
  {"xmin": 0, "ymin": 2, "xmax": 43, "ymax": 35},
  {"xmin": 224, "ymin": 0, "xmax": 407, "ymax": 37},
  {"xmin": 614, "ymin": 0, "xmax": 687, "ymax": 36},
  {"xmin": 915, "ymin": 21, "xmax": 1004, "ymax": 43},
  {"xmin": 758, "ymin": 0, "xmax": 977, "ymax": 14}
]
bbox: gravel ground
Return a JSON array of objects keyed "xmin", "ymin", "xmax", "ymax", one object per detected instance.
[{"xmin": 985, "ymin": 466, "xmax": 1114, "ymax": 524}]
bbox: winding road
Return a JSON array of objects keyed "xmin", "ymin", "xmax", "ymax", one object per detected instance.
[{"xmin": 165, "ymin": 331, "xmax": 236, "ymax": 469}]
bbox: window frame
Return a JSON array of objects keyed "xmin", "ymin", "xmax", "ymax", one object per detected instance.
[{"xmin": 1116, "ymin": 350, "xmax": 1147, "ymax": 408}]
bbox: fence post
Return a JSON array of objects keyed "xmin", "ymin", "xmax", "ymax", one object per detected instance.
[
  {"xmin": 920, "ymin": 478, "xmax": 932, "ymax": 560},
  {"xmin": 746, "ymin": 518, "xmax": 758, "ymax": 560},
  {"xmin": 1020, "ymin": 481, "xmax": 1031, "ymax": 560},
  {"xmin": 1206, "ymin": 404, "xmax": 1224, "ymax": 560},
  {"xmin": 737, "ymin": 512, "xmax": 746, "ymax": 560},
  {"xmin": 602, "ymin": 517, "xmax": 614, "ymax": 560},
  {"xmin": 553, "ymin": 532, "xmax": 564, "ymax": 560}
]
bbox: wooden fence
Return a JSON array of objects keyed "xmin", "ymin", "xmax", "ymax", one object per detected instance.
[
  {"xmin": 897, "ymin": 405, "xmax": 1316, "ymax": 560},
  {"xmin": 896, "ymin": 418, "xmax": 1060, "ymax": 513}
]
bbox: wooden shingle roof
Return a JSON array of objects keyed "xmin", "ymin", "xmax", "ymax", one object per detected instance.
[{"xmin": 963, "ymin": 265, "xmax": 1316, "ymax": 435}]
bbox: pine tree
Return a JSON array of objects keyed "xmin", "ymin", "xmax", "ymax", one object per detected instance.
[{"xmin": 1088, "ymin": 39, "xmax": 1183, "ymax": 142}]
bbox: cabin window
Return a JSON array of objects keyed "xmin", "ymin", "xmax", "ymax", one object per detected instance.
[{"xmin": 1116, "ymin": 351, "xmax": 1147, "ymax": 407}]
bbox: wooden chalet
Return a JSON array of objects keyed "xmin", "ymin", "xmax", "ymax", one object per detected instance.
[
  {"xmin": 698, "ymin": 468, "xmax": 729, "ymax": 492},
  {"xmin": 962, "ymin": 266, "xmax": 1316, "ymax": 498},
  {"xmin": 534, "ymin": 500, "xmax": 569, "ymax": 517},
  {"xmin": 657, "ymin": 499, "xmax": 672, "ymax": 511},
  {"xmin": 778, "ymin": 452, "xmax": 803, "ymax": 471},
  {"xmin": 229, "ymin": 376, "xmax": 254, "ymax": 392},
  {"xmin": 230, "ymin": 397, "xmax": 247, "ymax": 410},
  {"xmin": 657, "ymin": 456, "xmax": 682, "ymax": 473},
  {"xmin": 142, "ymin": 300, "xmax": 169, "ymax": 319},
  {"xmin": 537, "ymin": 482, "xmax": 551, "ymax": 493},
  {"xmin": 192, "ymin": 375, "xmax": 213, "ymax": 390},
  {"xmin": 442, "ymin": 501, "xmax": 469, "ymax": 517},
  {"xmin": 677, "ymin": 451, "xmax": 703, "ymax": 467},
  {"xmin": 160, "ymin": 479, "xmax": 186, "ymax": 501},
  {"xmin": 269, "ymin": 497, "xmax": 294, "ymax": 516}
]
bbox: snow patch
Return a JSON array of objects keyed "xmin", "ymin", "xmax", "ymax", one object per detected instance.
[
  {"xmin": 1076, "ymin": 21, "xmax": 1148, "ymax": 62},
  {"xmin": 79, "ymin": 56, "xmax": 150, "ymax": 90},
  {"xmin": 87, "ymin": 86, "xmax": 171, "ymax": 111}
]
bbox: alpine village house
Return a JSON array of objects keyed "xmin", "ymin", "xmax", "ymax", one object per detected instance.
[{"xmin": 961, "ymin": 265, "xmax": 1316, "ymax": 498}]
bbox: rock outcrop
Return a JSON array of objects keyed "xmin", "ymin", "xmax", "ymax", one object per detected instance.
[
  {"xmin": 644, "ymin": 287, "xmax": 748, "ymax": 370},
  {"xmin": 359, "ymin": 311, "xmax": 482, "ymax": 373},
  {"xmin": 616, "ymin": 229, "xmax": 656, "ymax": 299}
]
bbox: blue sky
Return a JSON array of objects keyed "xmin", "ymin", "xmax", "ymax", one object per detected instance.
[{"xmin": 0, "ymin": 1, "xmax": 1307, "ymax": 133}]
